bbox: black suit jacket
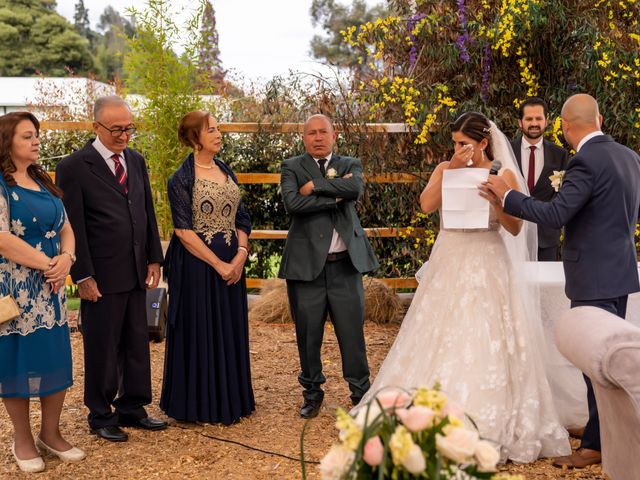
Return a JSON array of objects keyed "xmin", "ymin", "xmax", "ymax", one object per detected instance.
[
  {"xmin": 511, "ymin": 137, "xmax": 570, "ymax": 248},
  {"xmin": 505, "ymin": 135, "xmax": 640, "ymax": 301},
  {"xmin": 56, "ymin": 141, "xmax": 163, "ymax": 294}
]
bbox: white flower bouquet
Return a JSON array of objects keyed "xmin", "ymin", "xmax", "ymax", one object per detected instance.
[{"xmin": 309, "ymin": 386, "xmax": 522, "ymax": 480}]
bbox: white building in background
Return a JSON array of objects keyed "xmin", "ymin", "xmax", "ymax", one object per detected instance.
[{"xmin": 0, "ymin": 77, "xmax": 115, "ymax": 117}]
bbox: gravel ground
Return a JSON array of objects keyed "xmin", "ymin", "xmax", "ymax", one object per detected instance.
[{"xmin": 0, "ymin": 315, "xmax": 605, "ymax": 479}]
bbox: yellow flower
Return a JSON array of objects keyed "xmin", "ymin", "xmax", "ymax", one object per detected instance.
[
  {"xmin": 335, "ymin": 408, "xmax": 362, "ymax": 451},
  {"xmin": 389, "ymin": 425, "xmax": 413, "ymax": 464},
  {"xmin": 413, "ymin": 387, "xmax": 448, "ymax": 412}
]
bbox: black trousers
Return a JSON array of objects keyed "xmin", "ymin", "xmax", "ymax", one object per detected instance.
[
  {"xmin": 570, "ymin": 296, "xmax": 628, "ymax": 452},
  {"xmin": 81, "ymin": 289, "xmax": 151, "ymax": 428},
  {"xmin": 286, "ymin": 257, "xmax": 370, "ymax": 403},
  {"xmin": 538, "ymin": 246, "xmax": 558, "ymax": 262}
]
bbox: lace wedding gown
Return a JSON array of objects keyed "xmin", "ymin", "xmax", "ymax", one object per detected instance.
[{"xmin": 357, "ymin": 208, "xmax": 571, "ymax": 463}]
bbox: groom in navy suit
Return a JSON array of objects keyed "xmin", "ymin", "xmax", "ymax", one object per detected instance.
[{"xmin": 481, "ymin": 93, "xmax": 640, "ymax": 468}]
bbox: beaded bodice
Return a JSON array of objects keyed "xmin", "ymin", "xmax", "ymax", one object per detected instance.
[{"xmin": 192, "ymin": 177, "xmax": 240, "ymax": 245}]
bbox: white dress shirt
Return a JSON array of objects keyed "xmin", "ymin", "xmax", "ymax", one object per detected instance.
[
  {"xmin": 521, "ymin": 137, "xmax": 544, "ymax": 186},
  {"xmin": 576, "ymin": 131, "xmax": 604, "ymax": 152},
  {"xmin": 312, "ymin": 153, "xmax": 347, "ymax": 254},
  {"xmin": 93, "ymin": 136, "xmax": 127, "ymax": 175}
]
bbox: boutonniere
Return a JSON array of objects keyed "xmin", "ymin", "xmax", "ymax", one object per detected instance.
[
  {"xmin": 549, "ymin": 170, "xmax": 566, "ymax": 192},
  {"xmin": 326, "ymin": 167, "xmax": 338, "ymax": 179}
]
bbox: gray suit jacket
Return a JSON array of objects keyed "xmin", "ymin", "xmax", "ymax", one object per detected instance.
[
  {"xmin": 278, "ymin": 153, "xmax": 379, "ymax": 281},
  {"xmin": 511, "ymin": 137, "xmax": 570, "ymax": 248}
]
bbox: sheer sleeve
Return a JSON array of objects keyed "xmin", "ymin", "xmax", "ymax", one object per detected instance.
[
  {"xmin": 0, "ymin": 183, "xmax": 9, "ymax": 232},
  {"xmin": 167, "ymin": 174, "xmax": 194, "ymax": 230}
]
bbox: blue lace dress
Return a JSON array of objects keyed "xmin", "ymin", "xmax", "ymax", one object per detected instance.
[{"xmin": 0, "ymin": 179, "xmax": 72, "ymax": 398}]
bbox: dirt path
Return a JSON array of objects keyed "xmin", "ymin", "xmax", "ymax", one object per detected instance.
[{"xmin": 0, "ymin": 319, "xmax": 604, "ymax": 479}]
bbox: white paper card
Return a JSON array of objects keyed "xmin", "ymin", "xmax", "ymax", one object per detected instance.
[{"xmin": 441, "ymin": 168, "xmax": 490, "ymax": 229}]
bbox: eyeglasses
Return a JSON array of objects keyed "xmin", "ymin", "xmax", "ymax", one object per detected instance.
[{"xmin": 96, "ymin": 122, "xmax": 137, "ymax": 137}]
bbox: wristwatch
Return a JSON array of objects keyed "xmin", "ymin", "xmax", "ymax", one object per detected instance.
[{"xmin": 61, "ymin": 250, "xmax": 76, "ymax": 264}]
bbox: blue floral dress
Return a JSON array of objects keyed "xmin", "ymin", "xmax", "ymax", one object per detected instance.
[{"xmin": 0, "ymin": 179, "xmax": 72, "ymax": 398}]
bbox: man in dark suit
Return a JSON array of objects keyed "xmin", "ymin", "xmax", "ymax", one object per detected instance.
[
  {"xmin": 511, "ymin": 97, "xmax": 569, "ymax": 261},
  {"xmin": 481, "ymin": 94, "xmax": 640, "ymax": 468},
  {"xmin": 279, "ymin": 114, "xmax": 379, "ymax": 419},
  {"xmin": 56, "ymin": 96, "xmax": 166, "ymax": 442}
]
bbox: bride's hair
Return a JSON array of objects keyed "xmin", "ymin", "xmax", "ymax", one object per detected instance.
[{"xmin": 451, "ymin": 112, "xmax": 494, "ymax": 161}]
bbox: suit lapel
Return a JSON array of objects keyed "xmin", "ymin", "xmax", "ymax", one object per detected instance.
[
  {"xmin": 512, "ymin": 138, "xmax": 523, "ymax": 173},
  {"xmin": 300, "ymin": 153, "xmax": 324, "ymax": 180},
  {"xmin": 84, "ymin": 144, "xmax": 128, "ymax": 197}
]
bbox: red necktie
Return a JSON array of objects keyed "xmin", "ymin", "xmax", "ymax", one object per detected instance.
[
  {"xmin": 527, "ymin": 145, "xmax": 536, "ymax": 192},
  {"xmin": 112, "ymin": 154, "xmax": 128, "ymax": 194}
]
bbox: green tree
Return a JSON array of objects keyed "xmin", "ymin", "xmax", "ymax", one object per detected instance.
[
  {"xmin": 125, "ymin": 0, "xmax": 213, "ymax": 238},
  {"xmin": 92, "ymin": 6, "xmax": 136, "ymax": 81},
  {"xmin": 73, "ymin": 0, "xmax": 90, "ymax": 38},
  {"xmin": 309, "ymin": 0, "xmax": 387, "ymax": 76},
  {"xmin": 198, "ymin": 0, "xmax": 225, "ymax": 91},
  {"xmin": 0, "ymin": 0, "xmax": 93, "ymax": 75}
]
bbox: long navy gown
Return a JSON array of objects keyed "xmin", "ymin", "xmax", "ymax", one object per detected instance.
[{"xmin": 160, "ymin": 155, "xmax": 255, "ymax": 425}]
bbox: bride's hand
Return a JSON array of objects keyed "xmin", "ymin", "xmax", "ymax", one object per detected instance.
[{"xmin": 449, "ymin": 144, "xmax": 474, "ymax": 169}]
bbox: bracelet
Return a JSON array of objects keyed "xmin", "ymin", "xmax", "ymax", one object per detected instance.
[
  {"xmin": 61, "ymin": 250, "xmax": 76, "ymax": 264},
  {"xmin": 237, "ymin": 246, "xmax": 249, "ymax": 256}
]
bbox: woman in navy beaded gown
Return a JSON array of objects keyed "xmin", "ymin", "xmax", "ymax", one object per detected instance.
[
  {"xmin": 0, "ymin": 112, "xmax": 85, "ymax": 473},
  {"xmin": 160, "ymin": 111, "xmax": 255, "ymax": 424}
]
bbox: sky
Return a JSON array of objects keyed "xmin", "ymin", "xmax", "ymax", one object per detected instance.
[{"xmin": 55, "ymin": 0, "xmax": 378, "ymax": 82}]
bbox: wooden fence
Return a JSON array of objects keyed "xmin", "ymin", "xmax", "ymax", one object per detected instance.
[{"xmin": 43, "ymin": 122, "xmax": 423, "ymax": 289}]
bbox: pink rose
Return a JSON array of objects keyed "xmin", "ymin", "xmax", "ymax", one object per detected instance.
[
  {"xmin": 375, "ymin": 389, "xmax": 411, "ymax": 410},
  {"xmin": 441, "ymin": 401, "xmax": 465, "ymax": 421},
  {"xmin": 396, "ymin": 406, "xmax": 436, "ymax": 432},
  {"xmin": 363, "ymin": 436, "xmax": 384, "ymax": 466}
]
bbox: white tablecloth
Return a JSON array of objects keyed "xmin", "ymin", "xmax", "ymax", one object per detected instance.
[{"xmin": 529, "ymin": 262, "xmax": 640, "ymax": 428}]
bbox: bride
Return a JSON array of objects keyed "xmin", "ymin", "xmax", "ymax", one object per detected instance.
[{"xmin": 356, "ymin": 112, "xmax": 570, "ymax": 463}]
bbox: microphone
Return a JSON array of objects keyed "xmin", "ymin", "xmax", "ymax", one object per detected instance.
[{"xmin": 489, "ymin": 159, "xmax": 502, "ymax": 175}]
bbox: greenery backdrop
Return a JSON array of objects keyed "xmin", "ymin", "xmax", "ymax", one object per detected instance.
[{"xmin": 28, "ymin": 0, "xmax": 640, "ymax": 280}]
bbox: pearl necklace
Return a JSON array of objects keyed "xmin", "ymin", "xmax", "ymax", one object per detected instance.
[{"xmin": 194, "ymin": 160, "xmax": 214, "ymax": 169}]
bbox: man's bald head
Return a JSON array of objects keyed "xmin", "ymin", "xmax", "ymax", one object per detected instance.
[
  {"xmin": 560, "ymin": 94, "xmax": 603, "ymax": 149},
  {"xmin": 303, "ymin": 114, "xmax": 334, "ymax": 133},
  {"xmin": 561, "ymin": 94, "xmax": 600, "ymax": 127}
]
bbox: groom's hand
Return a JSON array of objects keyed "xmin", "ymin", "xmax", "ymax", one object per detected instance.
[{"xmin": 478, "ymin": 175, "xmax": 510, "ymax": 206}]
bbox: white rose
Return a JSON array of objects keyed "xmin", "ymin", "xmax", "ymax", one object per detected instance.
[
  {"xmin": 326, "ymin": 167, "xmax": 338, "ymax": 179},
  {"xmin": 474, "ymin": 440, "xmax": 500, "ymax": 472},
  {"xmin": 436, "ymin": 427, "xmax": 479, "ymax": 463},
  {"xmin": 402, "ymin": 444, "xmax": 426, "ymax": 474},
  {"xmin": 319, "ymin": 445, "xmax": 355, "ymax": 480}
]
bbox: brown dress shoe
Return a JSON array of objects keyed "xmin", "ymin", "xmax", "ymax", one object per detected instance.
[
  {"xmin": 566, "ymin": 426, "xmax": 585, "ymax": 439},
  {"xmin": 553, "ymin": 448, "xmax": 602, "ymax": 469}
]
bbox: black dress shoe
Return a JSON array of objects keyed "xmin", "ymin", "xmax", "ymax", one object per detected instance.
[
  {"xmin": 120, "ymin": 416, "xmax": 168, "ymax": 431},
  {"xmin": 90, "ymin": 425, "xmax": 129, "ymax": 442},
  {"xmin": 300, "ymin": 400, "xmax": 322, "ymax": 419}
]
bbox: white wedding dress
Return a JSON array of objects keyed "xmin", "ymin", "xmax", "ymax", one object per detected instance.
[{"xmin": 357, "ymin": 207, "xmax": 571, "ymax": 463}]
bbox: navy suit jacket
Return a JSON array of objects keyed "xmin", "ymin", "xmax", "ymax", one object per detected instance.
[
  {"xmin": 504, "ymin": 135, "xmax": 640, "ymax": 301},
  {"xmin": 511, "ymin": 137, "xmax": 569, "ymax": 248},
  {"xmin": 56, "ymin": 141, "xmax": 164, "ymax": 294}
]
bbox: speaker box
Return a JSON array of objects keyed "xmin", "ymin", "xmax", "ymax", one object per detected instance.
[
  {"xmin": 76, "ymin": 287, "xmax": 168, "ymax": 342},
  {"xmin": 146, "ymin": 287, "xmax": 168, "ymax": 342}
]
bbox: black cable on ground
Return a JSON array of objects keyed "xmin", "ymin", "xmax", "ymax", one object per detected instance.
[{"xmin": 171, "ymin": 424, "xmax": 321, "ymax": 464}]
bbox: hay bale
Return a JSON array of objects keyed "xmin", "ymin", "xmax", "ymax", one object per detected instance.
[
  {"xmin": 249, "ymin": 279, "xmax": 292, "ymax": 324},
  {"xmin": 363, "ymin": 277, "xmax": 402, "ymax": 324},
  {"xmin": 249, "ymin": 277, "xmax": 402, "ymax": 325}
]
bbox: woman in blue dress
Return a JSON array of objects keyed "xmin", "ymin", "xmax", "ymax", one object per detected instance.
[
  {"xmin": 0, "ymin": 112, "xmax": 85, "ymax": 472},
  {"xmin": 160, "ymin": 111, "xmax": 255, "ymax": 424}
]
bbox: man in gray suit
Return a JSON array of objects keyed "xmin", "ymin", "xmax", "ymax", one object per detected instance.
[
  {"xmin": 511, "ymin": 97, "xmax": 569, "ymax": 261},
  {"xmin": 279, "ymin": 114, "xmax": 379, "ymax": 418}
]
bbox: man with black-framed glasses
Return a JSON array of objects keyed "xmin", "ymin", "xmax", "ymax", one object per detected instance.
[{"xmin": 55, "ymin": 95, "xmax": 165, "ymax": 443}]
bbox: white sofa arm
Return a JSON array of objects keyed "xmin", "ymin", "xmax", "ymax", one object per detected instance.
[{"xmin": 554, "ymin": 306, "xmax": 640, "ymax": 390}]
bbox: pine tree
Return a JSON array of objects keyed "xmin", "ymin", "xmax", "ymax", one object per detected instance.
[
  {"xmin": 73, "ymin": 0, "xmax": 91, "ymax": 38},
  {"xmin": 198, "ymin": 1, "xmax": 225, "ymax": 92}
]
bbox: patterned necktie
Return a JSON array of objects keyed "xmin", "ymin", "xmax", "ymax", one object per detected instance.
[
  {"xmin": 112, "ymin": 153, "xmax": 128, "ymax": 194},
  {"xmin": 317, "ymin": 158, "xmax": 327, "ymax": 177},
  {"xmin": 527, "ymin": 145, "xmax": 536, "ymax": 192}
]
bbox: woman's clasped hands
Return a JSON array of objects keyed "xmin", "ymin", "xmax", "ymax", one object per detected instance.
[{"xmin": 44, "ymin": 254, "xmax": 73, "ymax": 293}]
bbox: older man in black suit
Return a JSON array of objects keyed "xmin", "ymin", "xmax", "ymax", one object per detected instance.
[
  {"xmin": 481, "ymin": 93, "xmax": 640, "ymax": 468},
  {"xmin": 511, "ymin": 97, "xmax": 569, "ymax": 261},
  {"xmin": 56, "ymin": 96, "xmax": 166, "ymax": 442}
]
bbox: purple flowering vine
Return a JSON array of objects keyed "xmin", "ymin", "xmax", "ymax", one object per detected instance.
[
  {"xmin": 455, "ymin": 0, "xmax": 471, "ymax": 63},
  {"xmin": 481, "ymin": 43, "xmax": 492, "ymax": 102},
  {"xmin": 407, "ymin": 13, "xmax": 426, "ymax": 68}
]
